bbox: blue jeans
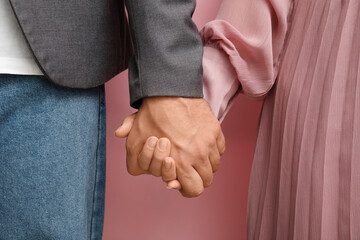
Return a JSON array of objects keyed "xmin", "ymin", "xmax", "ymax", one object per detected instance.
[{"xmin": 0, "ymin": 74, "xmax": 106, "ymax": 239}]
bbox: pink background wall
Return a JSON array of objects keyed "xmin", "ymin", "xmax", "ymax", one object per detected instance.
[{"xmin": 103, "ymin": 1, "xmax": 263, "ymax": 239}]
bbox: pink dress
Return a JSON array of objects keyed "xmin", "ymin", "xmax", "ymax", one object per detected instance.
[{"xmin": 201, "ymin": 0, "xmax": 360, "ymax": 239}]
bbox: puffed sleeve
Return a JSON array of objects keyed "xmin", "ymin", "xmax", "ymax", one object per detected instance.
[{"xmin": 201, "ymin": 0, "xmax": 293, "ymax": 121}]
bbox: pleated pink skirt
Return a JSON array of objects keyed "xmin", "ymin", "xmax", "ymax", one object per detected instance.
[{"xmin": 247, "ymin": 0, "xmax": 360, "ymax": 239}]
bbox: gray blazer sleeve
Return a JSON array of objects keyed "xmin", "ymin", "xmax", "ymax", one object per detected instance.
[{"xmin": 125, "ymin": 0, "xmax": 203, "ymax": 108}]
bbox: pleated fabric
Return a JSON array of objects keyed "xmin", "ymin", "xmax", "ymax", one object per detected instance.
[{"xmin": 201, "ymin": 0, "xmax": 360, "ymax": 239}]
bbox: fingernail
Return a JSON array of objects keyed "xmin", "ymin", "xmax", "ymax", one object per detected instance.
[
  {"xmin": 164, "ymin": 158, "xmax": 172, "ymax": 169},
  {"xmin": 147, "ymin": 137, "xmax": 157, "ymax": 148},
  {"xmin": 159, "ymin": 139, "xmax": 168, "ymax": 151}
]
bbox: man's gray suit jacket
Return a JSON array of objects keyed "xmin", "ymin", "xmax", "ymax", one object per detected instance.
[{"xmin": 9, "ymin": 0, "xmax": 203, "ymax": 108}]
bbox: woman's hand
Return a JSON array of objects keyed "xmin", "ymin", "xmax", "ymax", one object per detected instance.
[{"xmin": 115, "ymin": 113, "xmax": 182, "ymax": 190}]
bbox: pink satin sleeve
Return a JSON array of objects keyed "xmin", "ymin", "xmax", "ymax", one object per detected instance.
[{"xmin": 201, "ymin": 0, "xmax": 293, "ymax": 121}]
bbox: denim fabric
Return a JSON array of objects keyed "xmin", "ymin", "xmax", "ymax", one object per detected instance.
[{"xmin": 0, "ymin": 74, "xmax": 106, "ymax": 240}]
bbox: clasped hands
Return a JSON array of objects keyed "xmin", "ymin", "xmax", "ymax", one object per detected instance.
[{"xmin": 115, "ymin": 97, "xmax": 225, "ymax": 197}]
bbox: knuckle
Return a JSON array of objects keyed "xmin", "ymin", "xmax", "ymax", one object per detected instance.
[
  {"xmin": 138, "ymin": 155, "xmax": 151, "ymax": 171},
  {"xmin": 126, "ymin": 159, "xmax": 142, "ymax": 176},
  {"xmin": 191, "ymin": 187, "xmax": 204, "ymax": 197},
  {"xmin": 152, "ymin": 155, "xmax": 162, "ymax": 165},
  {"xmin": 202, "ymin": 171, "xmax": 214, "ymax": 187},
  {"xmin": 203, "ymin": 135, "xmax": 215, "ymax": 146},
  {"xmin": 213, "ymin": 155, "xmax": 221, "ymax": 170},
  {"xmin": 149, "ymin": 165, "xmax": 161, "ymax": 177},
  {"xmin": 196, "ymin": 149, "xmax": 208, "ymax": 162},
  {"xmin": 213, "ymin": 161, "xmax": 220, "ymax": 172},
  {"xmin": 137, "ymin": 153, "xmax": 143, "ymax": 163},
  {"xmin": 222, "ymin": 143, "xmax": 226, "ymax": 154},
  {"xmin": 204, "ymin": 177, "xmax": 213, "ymax": 188},
  {"xmin": 139, "ymin": 162, "xmax": 149, "ymax": 171},
  {"xmin": 127, "ymin": 166, "xmax": 139, "ymax": 176},
  {"xmin": 126, "ymin": 146, "xmax": 136, "ymax": 159},
  {"xmin": 151, "ymin": 171, "xmax": 161, "ymax": 177},
  {"xmin": 153, "ymin": 151, "xmax": 162, "ymax": 160},
  {"xmin": 182, "ymin": 183, "xmax": 204, "ymax": 198}
]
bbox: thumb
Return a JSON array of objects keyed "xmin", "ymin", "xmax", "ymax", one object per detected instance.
[
  {"xmin": 115, "ymin": 112, "xmax": 137, "ymax": 138},
  {"xmin": 167, "ymin": 180, "xmax": 182, "ymax": 190}
]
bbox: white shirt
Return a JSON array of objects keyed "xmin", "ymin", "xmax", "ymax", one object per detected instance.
[{"xmin": 0, "ymin": 0, "xmax": 43, "ymax": 75}]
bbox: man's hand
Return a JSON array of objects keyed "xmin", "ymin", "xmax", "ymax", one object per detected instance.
[{"xmin": 115, "ymin": 97, "xmax": 225, "ymax": 198}]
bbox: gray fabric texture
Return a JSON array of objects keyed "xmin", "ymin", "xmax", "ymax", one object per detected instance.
[
  {"xmin": 9, "ymin": 0, "xmax": 132, "ymax": 88},
  {"xmin": 9, "ymin": 0, "xmax": 203, "ymax": 108},
  {"xmin": 125, "ymin": 0, "xmax": 204, "ymax": 108}
]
